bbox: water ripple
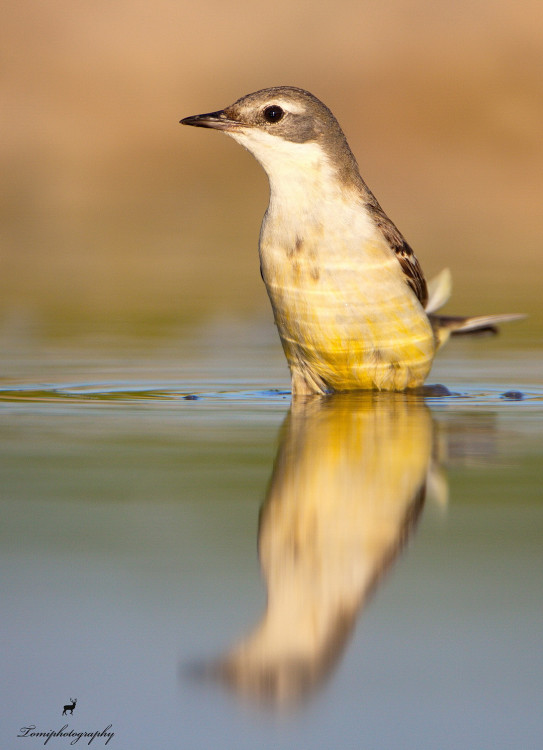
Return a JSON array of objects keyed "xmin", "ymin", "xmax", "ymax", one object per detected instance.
[{"xmin": 0, "ymin": 381, "xmax": 542, "ymax": 408}]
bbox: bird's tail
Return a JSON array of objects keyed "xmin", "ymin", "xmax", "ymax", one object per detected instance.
[
  {"xmin": 425, "ymin": 268, "xmax": 525, "ymax": 347},
  {"xmin": 430, "ymin": 312, "xmax": 526, "ymax": 348}
]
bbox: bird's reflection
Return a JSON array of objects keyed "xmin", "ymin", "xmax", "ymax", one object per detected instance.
[{"xmin": 215, "ymin": 392, "xmax": 437, "ymax": 707}]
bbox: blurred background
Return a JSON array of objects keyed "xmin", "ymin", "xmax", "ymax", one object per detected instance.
[{"xmin": 2, "ymin": 0, "xmax": 542, "ymax": 344}]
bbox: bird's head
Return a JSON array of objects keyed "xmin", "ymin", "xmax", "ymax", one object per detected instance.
[{"xmin": 181, "ymin": 86, "xmax": 362, "ymax": 189}]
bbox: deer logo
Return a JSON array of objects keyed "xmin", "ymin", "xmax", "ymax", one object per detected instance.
[{"xmin": 62, "ymin": 698, "xmax": 77, "ymax": 716}]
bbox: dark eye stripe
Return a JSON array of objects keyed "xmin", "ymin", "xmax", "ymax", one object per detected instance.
[{"xmin": 263, "ymin": 105, "xmax": 284, "ymax": 123}]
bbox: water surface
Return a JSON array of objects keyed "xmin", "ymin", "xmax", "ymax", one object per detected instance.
[{"xmin": 2, "ymin": 323, "xmax": 542, "ymax": 749}]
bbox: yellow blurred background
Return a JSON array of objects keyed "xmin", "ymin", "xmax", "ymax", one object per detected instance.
[{"xmin": 2, "ymin": 0, "xmax": 542, "ymax": 340}]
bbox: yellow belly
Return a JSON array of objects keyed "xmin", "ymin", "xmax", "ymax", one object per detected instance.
[
  {"xmin": 284, "ymin": 326, "xmax": 435, "ymax": 394},
  {"xmin": 263, "ymin": 244, "xmax": 435, "ymax": 394}
]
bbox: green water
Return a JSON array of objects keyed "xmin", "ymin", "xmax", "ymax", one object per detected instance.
[{"xmin": 2, "ymin": 322, "xmax": 542, "ymax": 750}]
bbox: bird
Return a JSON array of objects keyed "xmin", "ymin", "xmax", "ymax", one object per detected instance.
[{"xmin": 180, "ymin": 86, "xmax": 523, "ymax": 395}]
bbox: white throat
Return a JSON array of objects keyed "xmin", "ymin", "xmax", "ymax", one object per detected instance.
[
  {"xmin": 228, "ymin": 128, "xmax": 357, "ymax": 220},
  {"xmin": 227, "ymin": 127, "xmax": 370, "ymax": 244}
]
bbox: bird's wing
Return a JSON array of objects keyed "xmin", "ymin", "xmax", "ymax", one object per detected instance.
[
  {"xmin": 394, "ymin": 243, "xmax": 428, "ymax": 308},
  {"xmin": 365, "ymin": 197, "xmax": 428, "ymax": 308}
]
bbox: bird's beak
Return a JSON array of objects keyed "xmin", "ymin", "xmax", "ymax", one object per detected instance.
[{"xmin": 180, "ymin": 109, "xmax": 240, "ymax": 131}]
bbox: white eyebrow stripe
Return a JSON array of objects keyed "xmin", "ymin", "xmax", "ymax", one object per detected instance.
[{"xmin": 264, "ymin": 98, "xmax": 306, "ymax": 114}]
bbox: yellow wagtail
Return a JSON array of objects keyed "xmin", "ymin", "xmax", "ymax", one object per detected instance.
[{"xmin": 181, "ymin": 87, "xmax": 523, "ymax": 395}]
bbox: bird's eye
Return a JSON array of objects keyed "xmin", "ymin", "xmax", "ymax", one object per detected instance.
[{"xmin": 263, "ymin": 105, "xmax": 284, "ymax": 123}]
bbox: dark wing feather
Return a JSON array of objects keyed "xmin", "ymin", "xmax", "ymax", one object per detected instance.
[{"xmin": 365, "ymin": 194, "xmax": 428, "ymax": 308}]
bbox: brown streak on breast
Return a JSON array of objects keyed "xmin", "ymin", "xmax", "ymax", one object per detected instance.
[{"xmin": 286, "ymin": 236, "xmax": 305, "ymax": 258}]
